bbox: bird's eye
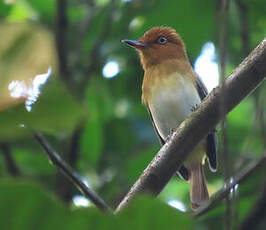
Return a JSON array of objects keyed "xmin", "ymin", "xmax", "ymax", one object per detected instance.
[{"xmin": 157, "ymin": 36, "xmax": 168, "ymax": 45}]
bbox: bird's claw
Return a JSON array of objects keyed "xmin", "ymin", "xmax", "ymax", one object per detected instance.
[
  {"xmin": 191, "ymin": 104, "xmax": 199, "ymax": 112},
  {"xmin": 166, "ymin": 128, "xmax": 177, "ymax": 142}
]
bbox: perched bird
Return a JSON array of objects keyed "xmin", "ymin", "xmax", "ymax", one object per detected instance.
[{"xmin": 122, "ymin": 26, "xmax": 217, "ymax": 210}]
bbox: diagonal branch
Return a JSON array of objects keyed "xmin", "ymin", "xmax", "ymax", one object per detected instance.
[
  {"xmin": 33, "ymin": 132, "xmax": 111, "ymax": 213},
  {"xmin": 0, "ymin": 143, "xmax": 20, "ymax": 176},
  {"xmin": 115, "ymin": 38, "xmax": 266, "ymax": 213}
]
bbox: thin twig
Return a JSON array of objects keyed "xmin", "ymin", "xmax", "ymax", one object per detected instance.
[
  {"xmin": 236, "ymin": 0, "xmax": 250, "ymax": 57},
  {"xmin": 236, "ymin": 0, "xmax": 265, "ymax": 150},
  {"xmin": 0, "ymin": 143, "xmax": 20, "ymax": 176},
  {"xmin": 219, "ymin": 0, "xmax": 231, "ymax": 229},
  {"xmin": 55, "ymin": 0, "xmax": 69, "ymax": 81},
  {"xmin": 73, "ymin": 0, "xmax": 95, "ymax": 68},
  {"xmin": 54, "ymin": 123, "xmax": 84, "ymax": 202},
  {"xmin": 33, "ymin": 131, "xmax": 111, "ymax": 213},
  {"xmin": 68, "ymin": 124, "xmax": 84, "ymax": 167},
  {"xmin": 80, "ymin": 0, "xmax": 118, "ymax": 92},
  {"xmin": 195, "ymin": 152, "xmax": 266, "ymax": 217},
  {"xmin": 115, "ymin": 39, "xmax": 266, "ymax": 213}
]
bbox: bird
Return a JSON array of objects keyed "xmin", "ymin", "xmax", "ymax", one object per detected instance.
[{"xmin": 122, "ymin": 26, "xmax": 217, "ymax": 210}]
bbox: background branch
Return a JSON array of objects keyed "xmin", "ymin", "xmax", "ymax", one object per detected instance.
[
  {"xmin": 0, "ymin": 143, "xmax": 20, "ymax": 176},
  {"xmin": 54, "ymin": 124, "xmax": 84, "ymax": 203},
  {"xmin": 80, "ymin": 0, "xmax": 118, "ymax": 92},
  {"xmin": 236, "ymin": 0, "xmax": 250, "ymax": 57},
  {"xmin": 115, "ymin": 38, "xmax": 266, "ymax": 213},
  {"xmin": 55, "ymin": 0, "xmax": 69, "ymax": 83},
  {"xmin": 238, "ymin": 181, "xmax": 266, "ymax": 230},
  {"xmin": 219, "ymin": 0, "xmax": 232, "ymax": 228},
  {"xmin": 33, "ymin": 132, "xmax": 111, "ymax": 213}
]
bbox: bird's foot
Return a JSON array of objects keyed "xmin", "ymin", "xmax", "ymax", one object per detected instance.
[
  {"xmin": 191, "ymin": 104, "xmax": 199, "ymax": 112},
  {"xmin": 166, "ymin": 128, "xmax": 177, "ymax": 142}
]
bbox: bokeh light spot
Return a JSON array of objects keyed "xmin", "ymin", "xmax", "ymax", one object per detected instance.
[
  {"xmin": 73, "ymin": 195, "xmax": 90, "ymax": 207},
  {"xmin": 167, "ymin": 199, "xmax": 186, "ymax": 212},
  {"xmin": 102, "ymin": 61, "xmax": 119, "ymax": 79},
  {"xmin": 8, "ymin": 67, "xmax": 52, "ymax": 112},
  {"xmin": 194, "ymin": 42, "xmax": 219, "ymax": 92}
]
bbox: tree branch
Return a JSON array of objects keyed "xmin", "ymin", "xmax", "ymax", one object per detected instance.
[
  {"xmin": 195, "ymin": 152, "xmax": 266, "ymax": 217},
  {"xmin": 33, "ymin": 132, "xmax": 111, "ymax": 213},
  {"xmin": 115, "ymin": 38, "xmax": 266, "ymax": 213}
]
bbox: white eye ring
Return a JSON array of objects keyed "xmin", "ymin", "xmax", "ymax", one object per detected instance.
[{"xmin": 157, "ymin": 36, "xmax": 167, "ymax": 45}]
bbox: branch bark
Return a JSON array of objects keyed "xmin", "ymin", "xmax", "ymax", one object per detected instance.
[
  {"xmin": 33, "ymin": 132, "xmax": 111, "ymax": 213},
  {"xmin": 115, "ymin": 38, "xmax": 266, "ymax": 213}
]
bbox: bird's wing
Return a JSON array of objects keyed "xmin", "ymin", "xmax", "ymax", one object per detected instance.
[
  {"xmin": 146, "ymin": 106, "xmax": 165, "ymax": 146},
  {"xmin": 195, "ymin": 74, "xmax": 218, "ymax": 172},
  {"xmin": 146, "ymin": 105, "xmax": 189, "ymax": 180}
]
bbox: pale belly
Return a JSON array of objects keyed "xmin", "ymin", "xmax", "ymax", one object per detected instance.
[{"xmin": 149, "ymin": 79, "xmax": 201, "ymax": 141}]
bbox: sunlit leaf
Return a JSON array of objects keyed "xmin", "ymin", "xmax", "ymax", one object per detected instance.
[
  {"xmin": 0, "ymin": 23, "xmax": 57, "ymax": 111},
  {"xmin": 0, "ymin": 78, "xmax": 84, "ymax": 140},
  {"xmin": 6, "ymin": 0, "xmax": 36, "ymax": 22}
]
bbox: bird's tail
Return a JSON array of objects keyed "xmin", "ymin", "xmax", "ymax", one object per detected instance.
[{"xmin": 189, "ymin": 162, "xmax": 209, "ymax": 210}]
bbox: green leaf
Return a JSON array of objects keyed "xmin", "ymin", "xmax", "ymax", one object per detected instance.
[
  {"xmin": 0, "ymin": 1, "xmax": 12, "ymax": 18},
  {"xmin": 0, "ymin": 23, "xmax": 57, "ymax": 111},
  {"xmin": 0, "ymin": 24, "xmax": 83, "ymax": 139},
  {"xmin": 227, "ymin": 97, "xmax": 263, "ymax": 155},
  {"xmin": 0, "ymin": 180, "xmax": 67, "ymax": 230},
  {"xmin": 126, "ymin": 145, "xmax": 157, "ymax": 184},
  {"xmin": 79, "ymin": 78, "xmax": 114, "ymax": 168},
  {"xmin": 27, "ymin": 0, "xmax": 55, "ymax": 24},
  {"xmin": 0, "ymin": 78, "xmax": 84, "ymax": 140},
  {"xmin": 118, "ymin": 195, "xmax": 194, "ymax": 230},
  {"xmin": 0, "ymin": 181, "xmax": 193, "ymax": 230},
  {"xmin": 6, "ymin": 0, "xmax": 36, "ymax": 22},
  {"xmin": 0, "ymin": 180, "xmax": 115, "ymax": 230}
]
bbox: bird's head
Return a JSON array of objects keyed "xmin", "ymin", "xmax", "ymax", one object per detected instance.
[{"xmin": 122, "ymin": 26, "xmax": 188, "ymax": 71}]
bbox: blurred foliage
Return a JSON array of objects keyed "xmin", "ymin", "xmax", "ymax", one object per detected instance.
[
  {"xmin": 0, "ymin": 180, "xmax": 193, "ymax": 230},
  {"xmin": 0, "ymin": 0, "xmax": 265, "ymax": 229}
]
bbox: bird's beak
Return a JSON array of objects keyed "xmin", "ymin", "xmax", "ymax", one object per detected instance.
[{"xmin": 122, "ymin": 39, "xmax": 148, "ymax": 49}]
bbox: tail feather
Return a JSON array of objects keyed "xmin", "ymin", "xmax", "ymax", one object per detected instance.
[{"xmin": 189, "ymin": 163, "xmax": 209, "ymax": 210}]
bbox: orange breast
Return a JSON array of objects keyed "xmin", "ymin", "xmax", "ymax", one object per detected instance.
[{"xmin": 142, "ymin": 59, "xmax": 196, "ymax": 105}]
